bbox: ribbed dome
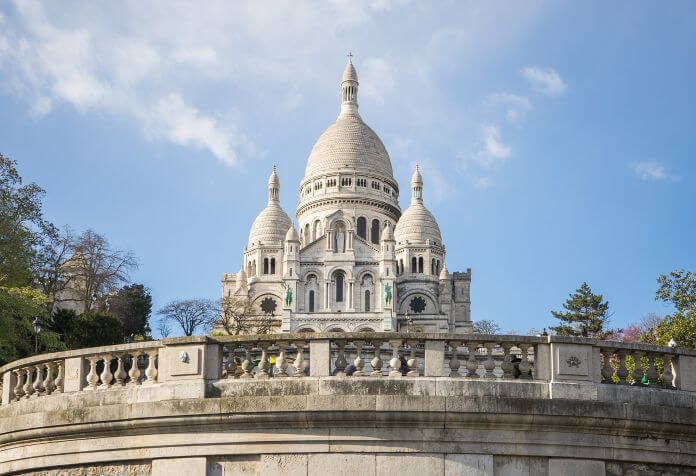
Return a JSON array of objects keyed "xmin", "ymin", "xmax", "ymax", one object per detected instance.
[
  {"xmin": 394, "ymin": 203, "xmax": 442, "ymax": 245},
  {"xmin": 304, "ymin": 113, "xmax": 394, "ymax": 179},
  {"xmin": 285, "ymin": 225, "xmax": 299, "ymax": 242},
  {"xmin": 248, "ymin": 204, "xmax": 292, "ymax": 246}
]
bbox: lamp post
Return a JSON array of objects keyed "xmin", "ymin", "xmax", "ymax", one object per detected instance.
[{"xmin": 33, "ymin": 316, "xmax": 41, "ymax": 353}]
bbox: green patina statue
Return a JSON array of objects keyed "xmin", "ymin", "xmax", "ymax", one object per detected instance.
[{"xmin": 384, "ymin": 282, "xmax": 392, "ymax": 306}]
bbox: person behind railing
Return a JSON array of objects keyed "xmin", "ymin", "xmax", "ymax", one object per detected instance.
[{"xmin": 399, "ymin": 352, "xmax": 408, "ymax": 376}]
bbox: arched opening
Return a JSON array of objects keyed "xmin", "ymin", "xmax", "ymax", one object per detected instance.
[
  {"xmin": 298, "ymin": 328, "xmax": 315, "ymax": 333},
  {"xmin": 263, "ymin": 258, "xmax": 269, "ymax": 275},
  {"xmin": 437, "ymin": 260, "xmax": 441, "ymax": 275},
  {"xmin": 364, "ymin": 290, "xmax": 371, "ymax": 312},
  {"xmin": 252, "ymin": 260, "xmax": 256, "ymax": 276},
  {"xmin": 418, "ymin": 257, "xmax": 424, "ymax": 273},
  {"xmin": 304, "ymin": 223, "xmax": 310, "ymax": 244},
  {"xmin": 356, "ymin": 217, "xmax": 367, "ymax": 239},
  {"xmin": 334, "ymin": 221, "xmax": 346, "ymax": 252},
  {"xmin": 270, "ymin": 258, "xmax": 276, "ymax": 275},
  {"xmin": 313, "ymin": 220, "xmax": 321, "ymax": 241},
  {"xmin": 371, "ymin": 219, "xmax": 380, "ymax": 244},
  {"xmin": 400, "ymin": 259, "xmax": 404, "ymax": 276},
  {"xmin": 309, "ymin": 290, "xmax": 315, "ymax": 312},
  {"xmin": 335, "ymin": 271, "xmax": 345, "ymax": 302},
  {"xmin": 431, "ymin": 258, "xmax": 435, "ymax": 275},
  {"xmin": 411, "ymin": 257, "xmax": 417, "ymax": 273}
]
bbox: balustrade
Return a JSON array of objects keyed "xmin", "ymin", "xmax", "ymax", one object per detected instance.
[{"xmin": 597, "ymin": 342, "xmax": 680, "ymax": 388}]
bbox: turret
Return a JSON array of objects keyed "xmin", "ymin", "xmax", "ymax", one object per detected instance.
[{"xmin": 340, "ymin": 52, "xmax": 359, "ymax": 117}]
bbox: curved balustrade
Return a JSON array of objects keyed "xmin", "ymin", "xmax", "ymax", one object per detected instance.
[{"xmin": 2, "ymin": 333, "xmax": 696, "ymax": 405}]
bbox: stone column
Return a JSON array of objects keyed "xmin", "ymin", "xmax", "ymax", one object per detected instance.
[
  {"xmin": 348, "ymin": 280, "xmax": 355, "ymax": 310},
  {"xmin": 424, "ymin": 340, "xmax": 445, "ymax": 377},
  {"xmin": 63, "ymin": 356, "xmax": 88, "ymax": 393},
  {"xmin": 2, "ymin": 371, "xmax": 15, "ymax": 404},
  {"xmin": 309, "ymin": 340, "xmax": 331, "ymax": 376}
]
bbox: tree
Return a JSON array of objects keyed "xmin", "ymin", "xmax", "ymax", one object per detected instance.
[
  {"xmin": 64, "ymin": 312, "xmax": 125, "ymax": 349},
  {"xmin": 158, "ymin": 299, "xmax": 217, "ymax": 336},
  {"xmin": 551, "ymin": 282, "xmax": 618, "ymax": 339},
  {"xmin": 57, "ymin": 230, "xmax": 138, "ymax": 313},
  {"xmin": 217, "ymin": 294, "xmax": 276, "ymax": 335},
  {"xmin": 32, "ymin": 228, "xmax": 77, "ymax": 312},
  {"xmin": 156, "ymin": 318, "xmax": 171, "ymax": 339},
  {"xmin": 473, "ymin": 319, "xmax": 501, "ymax": 334},
  {"xmin": 109, "ymin": 284, "xmax": 152, "ymax": 338},
  {"xmin": 0, "ymin": 154, "xmax": 56, "ymax": 287},
  {"xmin": 653, "ymin": 270, "xmax": 696, "ymax": 349}
]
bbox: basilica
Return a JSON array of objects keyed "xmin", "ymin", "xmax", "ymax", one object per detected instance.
[{"xmin": 222, "ymin": 58, "xmax": 472, "ymax": 334}]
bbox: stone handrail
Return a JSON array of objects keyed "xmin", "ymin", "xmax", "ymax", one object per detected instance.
[{"xmin": 2, "ymin": 333, "xmax": 696, "ymax": 405}]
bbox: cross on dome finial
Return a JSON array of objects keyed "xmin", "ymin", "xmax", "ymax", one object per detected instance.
[{"xmin": 347, "ymin": 51, "xmax": 353, "ymax": 63}]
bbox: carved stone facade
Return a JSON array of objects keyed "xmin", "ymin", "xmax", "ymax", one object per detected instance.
[{"xmin": 222, "ymin": 58, "xmax": 473, "ymax": 333}]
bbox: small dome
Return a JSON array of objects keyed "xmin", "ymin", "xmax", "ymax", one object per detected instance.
[
  {"xmin": 439, "ymin": 265, "xmax": 449, "ymax": 280},
  {"xmin": 268, "ymin": 167, "xmax": 280, "ymax": 186},
  {"xmin": 394, "ymin": 203, "xmax": 442, "ymax": 245},
  {"xmin": 342, "ymin": 61, "xmax": 358, "ymax": 83},
  {"xmin": 235, "ymin": 266, "xmax": 248, "ymax": 293},
  {"xmin": 248, "ymin": 204, "xmax": 292, "ymax": 247},
  {"xmin": 285, "ymin": 225, "xmax": 299, "ymax": 242},
  {"xmin": 411, "ymin": 165, "xmax": 423, "ymax": 185}
]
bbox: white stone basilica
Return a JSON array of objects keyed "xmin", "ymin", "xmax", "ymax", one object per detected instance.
[{"xmin": 222, "ymin": 58, "xmax": 472, "ymax": 334}]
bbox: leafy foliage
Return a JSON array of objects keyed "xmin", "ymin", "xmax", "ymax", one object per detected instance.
[
  {"xmin": 550, "ymin": 282, "xmax": 619, "ymax": 339},
  {"xmin": 652, "ymin": 270, "xmax": 696, "ymax": 349},
  {"xmin": 109, "ymin": 283, "xmax": 152, "ymax": 338},
  {"xmin": 64, "ymin": 312, "xmax": 125, "ymax": 349}
]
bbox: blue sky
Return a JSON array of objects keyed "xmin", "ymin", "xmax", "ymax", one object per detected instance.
[{"xmin": 1, "ymin": 1, "xmax": 694, "ymax": 335}]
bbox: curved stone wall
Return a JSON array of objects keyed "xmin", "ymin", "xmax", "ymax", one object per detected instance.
[{"xmin": 2, "ymin": 334, "xmax": 696, "ymax": 475}]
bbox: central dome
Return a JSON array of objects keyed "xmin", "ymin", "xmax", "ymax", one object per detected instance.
[{"xmin": 304, "ymin": 113, "xmax": 394, "ymax": 179}]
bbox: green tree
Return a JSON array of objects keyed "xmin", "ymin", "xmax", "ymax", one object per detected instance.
[
  {"xmin": 551, "ymin": 282, "xmax": 618, "ymax": 338},
  {"xmin": 653, "ymin": 270, "xmax": 696, "ymax": 348},
  {"xmin": 0, "ymin": 286, "xmax": 64, "ymax": 366},
  {"xmin": 0, "ymin": 154, "xmax": 56, "ymax": 287},
  {"xmin": 64, "ymin": 312, "xmax": 125, "ymax": 349},
  {"xmin": 109, "ymin": 284, "xmax": 152, "ymax": 339}
]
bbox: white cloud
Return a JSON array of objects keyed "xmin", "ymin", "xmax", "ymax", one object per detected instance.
[
  {"xmin": 630, "ymin": 161, "xmax": 678, "ymax": 182},
  {"xmin": 360, "ymin": 57, "xmax": 396, "ymax": 104},
  {"xmin": 522, "ymin": 66, "xmax": 567, "ymax": 96},
  {"xmin": 487, "ymin": 92, "xmax": 532, "ymax": 122},
  {"xmin": 474, "ymin": 124, "xmax": 511, "ymax": 167}
]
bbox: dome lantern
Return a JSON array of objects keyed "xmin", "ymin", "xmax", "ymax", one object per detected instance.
[
  {"xmin": 411, "ymin": 164, "xmax": 424, "ymax": 204},
  {"xmin": 340, "ymin": 52, "xmax": 359, "ymax": 117}
]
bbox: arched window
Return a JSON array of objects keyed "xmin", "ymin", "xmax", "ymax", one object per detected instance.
[
  {"xmin": 400, "ymin": 259, "xmax": 404, "ymax": 276},
  {"xmin": 263, "ymin": 258, "xmax": 269, "ymax": 275},
  {"xmin": 356, "ymin": 217, "xmax": 367, "ymax": 239},
  {"xmin": 437, "ymin": 260, "xmax": 441, "ymax": 275},
  {"xmin": 270, "ymin": 258, "xmax": 276, "ymax": 274},
  {"xmin": 309, "ymin": 290, "xmax": 315, "ymax": 312},
  {"xmin": 365, "ymin": 290, "xmax": 371, "ymax": 311},
  {"xmin": 313, "ymin": 220, "xmax": 321, "ymax": 241},
  {"xmin": 431, "ymin": 258, "xmax": 435, "ymax": 275},
  {"xmin": 252, "ymin": 260, "xmax": 256, "ymax": 276},
  {"xmin": 335, "ymin": 272, "xmax": 344, "ymax": 302},
  {"xmin": 371, "ymin": 219, "xmax": 380, "ymax": 244},
  {"xmin": 304, "ymin": 223, "xmax": 310, "ymax": 244},
  {"xmin": 418, "ymin": 257, "xmax": 424, "ymax": 273},
  {"xmin": 411, "ymin": 257, "xmax": 417, "ymax": 273}
]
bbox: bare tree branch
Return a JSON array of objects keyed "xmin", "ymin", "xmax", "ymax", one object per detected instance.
[
  {"xmin": 216, "ymin": 294, "xmax": 277, "ymax": 335},
  {"xmin": 158, "ymin": 298, "xmax": 217, "ymax": 337}
]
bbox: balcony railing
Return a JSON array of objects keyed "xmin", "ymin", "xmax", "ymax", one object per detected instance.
[{"xmin": 2, "ymin": 333, "xmax": 695, "ymax": 405}]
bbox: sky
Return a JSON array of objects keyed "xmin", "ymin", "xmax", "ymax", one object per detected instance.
[{"xmin": 1, "ymin": 1, "xmax": 695, "ymax": 336}]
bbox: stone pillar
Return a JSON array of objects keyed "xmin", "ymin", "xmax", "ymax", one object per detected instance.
[
  {"xmin": 424, "ymin": 340, "xmax": 445, "ymax": 377},
  {"xmin": 348, "ymin": 280, "xmax": 355, "ymax": 310},
  {"xmin": 534, "ymin": 343, "xmax": 551, "ymax": 381},
  {"xmin": 309, "ymin": 340, "xmax": 331, "ymax": 376},
  {"xmin": 152, "ymin": 457, "xmax": 207, "ymax": 476},
  {"xmin": 158, "ymin": 338, "xmax": 222, "ymax": 399},
  {"xmin": 677, "ymin": 354, "xmax": 696, "ymax": 392},
  {"xmin": 2, "ymin": 371, "xmax": 14, "ymax": 404},
  {"xmin": 63, "ymin": 356, "xmax": 88, "ymax": 393}
]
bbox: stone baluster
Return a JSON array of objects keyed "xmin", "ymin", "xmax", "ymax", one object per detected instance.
[
  {"xmin": 144, "ymin": 350, "xmax": 158, "ymax": 384},
  {"xmin": 631, "ymin": 351, "xmax": 644, "ymax": 385},
  {"xmin": 240, "ymin": 345, "xmax": 254, "ymax": 379},
  {"xmin": 501, "ymin": 343, "xmax": 514, "ymax": 379},
  {"xmin": 333, "ymin": 340, "xmax": 348, "ymax": 377},
  {"xmin": 600, "ymin": 348, "xmax": 615, "ymax": 383},
  {"xmin": 226, "ymin": 347, "xmax": 238, "ymax": 379},
  {"xmin": 466, "ymin": 342, "xmax": 479, "ymax": 378},
  {"xmin": 99, "ymin": 354, "xmax": 113, "ymax": 389},
  {"xmin": 293, "ymin": 341, "xmax": 306, "ymax": 377},
  {"xmin": 353, "ymin": 341, "xmax": 365, "ymax": 377},
  {"xmin": 370, "ymin": 340, "xmax": 383, "ymax": 377},
  {"xmin": 13, "ymin": 369, "xmax": 25, "ymax": 401},
  {"xmin": 43, "ymin": 362, "xmax": 56, "ymax": 395},
  {"xmin": 448, "ymin": 341, "xmax": 462, "ymax": 377},
  {"xmin": 661, "ymin": 354, "xmax": 674, "ymax": 388},
  {"xmin": 406, "ymin": 340, "xmax": 419, "ymax": 377},
  {"xmin": 645, "ymin": 353, "xmax": 658, "ymax": 386},
  {"xmin": 388, "ymin": 339, "xmax": 403, "ymax": 377},
  {"xmin": 85, "ymin": 356, "xmax": 100, "ymax": 390},
  {"xmin": 518, "ymin": 344, "xmax": 532, "ymax": 380},
  {"xmin": 275, "ymin": 342, "xmax": 289, "ymax": 377},
  {"xmin": 23, "ymin": 368, "xmax": 34, "ymax": 398},
  {"xmin": 114, "ymin": 354, "xmax": 127, "ymax": 385},
  {"xmin": 32, "ymin": 364, "xmax": 45, "ymax": 396},
  {"xmin": 128, "ymin": 353, "xmax": 142, "ymax": 385},
  {"xmin": 256, "ymin": 343, "xmax": 270, "ymax": 379},
  {"xmin": 483, "ymin": 343, "xmax": 496, "ymax": 379},
  {"xmin": 616, "ymin": 350, "xmax": 629, "ymax": 384},
  {"xmin": 54, "ymin": 360, "xmax": 65, "ymax": 393}
]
